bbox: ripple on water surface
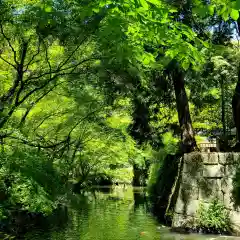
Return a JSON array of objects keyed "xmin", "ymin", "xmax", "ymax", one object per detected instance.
[{"xmin": 23, "ymin": 186, "xmax": 240, "ymax": 240}]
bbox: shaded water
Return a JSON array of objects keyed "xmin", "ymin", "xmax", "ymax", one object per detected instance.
[{"xmin": 23, "ymin": 186, "xmax": 239, "ymax": 240}]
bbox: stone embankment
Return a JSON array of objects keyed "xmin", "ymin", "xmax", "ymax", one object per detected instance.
[{"xmin": 172, "ymin": 152, "xmax": 240, "ymax": 233}]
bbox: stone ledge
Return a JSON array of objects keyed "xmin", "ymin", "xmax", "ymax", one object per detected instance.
[
  {"xmin": 183, "ymin": 154, "xmax": 204, "ymax": 175},
  {"xmin": 231, "ymin": 211, "xmax": 240, "ymax": 226},
  {"xmin": 181, "ymin": 172, "xmax": 202, "ymax": 187},
  {"xmin": 223, "ymin": 192, "xmax": 234, "ymax": 210}
]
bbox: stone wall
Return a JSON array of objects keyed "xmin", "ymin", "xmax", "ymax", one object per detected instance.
[{"xmin": 172, "ymin": 152, "xmax": 240, "ymax": 232}]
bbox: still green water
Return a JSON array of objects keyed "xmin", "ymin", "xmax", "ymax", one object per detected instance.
[{"xmin": 23, "ymin": 186, "xmax": 238, "ymax": 240}]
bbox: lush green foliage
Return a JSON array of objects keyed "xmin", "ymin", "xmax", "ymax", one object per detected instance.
[
  {"xmin": 0, "ymin": 0, "xmax": 240, "ymax": 233},
  {"xmin": 147, "ymin": 132, "xmax": 178, "ymax": 189},
  {"xmin": 196, "ymin": 199, "xmax": 231, "ymax": 233}
]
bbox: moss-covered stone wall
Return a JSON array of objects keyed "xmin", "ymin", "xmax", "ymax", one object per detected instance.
[{"xmin": 172, "ymin": 152, "xmax": 240, "ymax": 233}]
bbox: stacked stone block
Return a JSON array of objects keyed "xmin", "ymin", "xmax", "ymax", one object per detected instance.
[{"xmin": 172, "ymin": 152, "xmax": 240, "ymax": 232}]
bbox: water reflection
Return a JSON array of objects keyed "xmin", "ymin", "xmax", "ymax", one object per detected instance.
[
  {"xmin": 23, "ymin": 186, "xmax": 159, "ymax": 240},
  {"xmin": 93, "ymin": 186, "xmax": 112, "ymax": 194},
  {"xmin": 23, "ymin": 186, "xmax": 237, "ymax": 240},
  {"xmin": 133, "ymin": 190, "xmax": 147, "ymax": 210}
]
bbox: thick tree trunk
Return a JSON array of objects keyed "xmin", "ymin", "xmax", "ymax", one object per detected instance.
[{"xmin": 171, "ymin": 65, "xmax": 197, "ymax": 153}]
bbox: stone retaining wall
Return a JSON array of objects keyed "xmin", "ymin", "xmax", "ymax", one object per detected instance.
[{"xmin": 172, "ymin": 152, "xmax": 240, "ymax": 232}]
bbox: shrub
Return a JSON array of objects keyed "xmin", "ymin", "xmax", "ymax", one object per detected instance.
[
  {"xmin": 0, "ymin": 148, "xmax": 64, "ymax": 221},
  {"xmin": 196, "ymin": 199, "xmax": 231, "ymax": 233}
]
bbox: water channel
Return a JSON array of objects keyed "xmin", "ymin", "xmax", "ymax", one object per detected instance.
[{"xmin": 22, "ymin": 186, "xmax": 240, "ymax": 240}]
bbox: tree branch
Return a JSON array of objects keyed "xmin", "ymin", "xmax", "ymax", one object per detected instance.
[
  {"xmin": 0, "ymin": 55, "xmax": 17, "ymax": 69},
  {"xmin": 25, "ymin": 57, "xmax": 97, "ymax": 82},
  {"xmin": 70, "ymin": 138, "xmax": 82, "ymax": 164},
  {"xmin": 57, "ymin": 35, "xmax": 89, "ymax": 70},
  {"xmin": 15, "ymin": 40, "xmax": 29, "ymax": 105},
  {"xmin": 59, "ymin": 57, "xmax": 98, "ymax": 73},
  {"xmin": 67, "ymin": 105, "xmax": 102, "ymax": 138},
  {"xmin": 0, "ymin": 23, "xmax": 18, "ymax": 65},
  {"xmin": 19, "ymin": 83, "xmax": 59, "ymax": 127},
  {"xmin": 33, "ymin": 109, "xmax": 70, "ymax": 131},
  {"xmin": 24, "ymin": 38, "xmax": 41, "ymax": 71},
  {"xmin": 43, "ymin": 39, "xmax": 52, "ymax": 79},
  {"xmin": 7, "ymin": 135, "xmax": 73, "ymax": 149}
]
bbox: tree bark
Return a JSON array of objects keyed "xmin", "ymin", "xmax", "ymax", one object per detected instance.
[
  {"xmin": 127, "ymin": 79, "xmax": 153, "ymax": 186},
  {"xmin": 232, "ymin": 22, "xmax": 240, "ymax": 145},
  {"xmin": 232, "ymin": 66, "xmax": 240, "ymax": 143},
  {"xmin": 132, "ymin": 164, "xmax": 141, "ymax": 187},
  {"xmin": 130, "ymin": 95, "xmax": 151, "ymax": 187},
  {"xmin": 171, "ymin": 64, "xmax": 197, "ymax": 153},
  {"xmin": 129, "ymin": 96, "xmax": 152, "ymax": 145},
  {"xmin": 221, "ymin": 76, "xmax": 226, "ymax": 136}
]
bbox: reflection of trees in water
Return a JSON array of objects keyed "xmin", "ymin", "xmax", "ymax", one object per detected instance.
[
  {"xmin": 133, "ymin": 191, "xmax": 149, "ymax": 212},
  {"xmin": 128, "ymin": 190, "xmax": 151, "ymax": 231},
  {"xmin": 23, "ymin": 206, "xmax": 69, "ymax": 239},
  {"xmin": 47, "ymin": 206, "xmax": 69, "ymax": 229},
  {"xmin": 95, "ymin": 186, "xmax": 112, "ymax": 194},
  {"xmin": 61, "ymin": 194, "xmax": 92, "ymax": 240},
  {"xmin": 25, "ymin": 188, "xmax": 159, "ymax": 240}
]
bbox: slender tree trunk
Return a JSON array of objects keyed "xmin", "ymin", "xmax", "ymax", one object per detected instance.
[
  {"xmin": 171, "ymin": 65, "xmax": 197, "ymax": 153},
  {"xmin": 129, "ymin": 96, "xmax": 152, "ymax": 145},
  {"xmin": 130, "ymin": 97, "xmax": 151, "ymax": 186},
  {"xmin": 233, "ymin": 23, "xmax": 240, "ymax": 144},
  {"xmin": 132, "ymin": 164, "xmax": 141, "ymax": 186},
  {"xmin": 221, "ymin": 76, "xmax": 226, "ymax": 136},
  {"xmin": 232, "ymin": 66, "xmax": 240, "ymax": 143},
  {"xmin": 0, "ymin": 40, "xmax": 28, "ymax": 129},
  {"xmin": 129, "ymin": 85, "xmax": 152, "ymax": 187}
]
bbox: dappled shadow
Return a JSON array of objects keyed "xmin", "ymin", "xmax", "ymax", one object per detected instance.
[
  {"xmin": 149, "ymin": 152, "xmax": 240, "ymax": 229},
  {"xmin": 173, "ymin": 152, "xmax": 240, "ymax": 234},
  {"xmin": 177, "ymin": 153, "xmax": 204, "ymax": 217},
  {"xmin": 183, "ymin": 154, "xmax": 210, "ymax": 213},
  {"xmin": 177, "ymin": 153, "xmax": 222, "ymax": 217}
]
